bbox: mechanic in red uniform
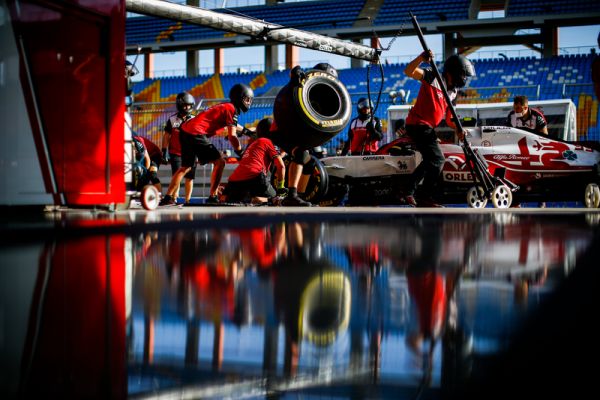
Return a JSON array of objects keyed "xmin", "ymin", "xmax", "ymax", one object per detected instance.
[
  {"xmin": 341, "ymin": 97, "xmax": 383, "ymax": 155},
  {"xmin": 132, "ymin": 135, "xmax": 161, "ymax": 193},
  {"xmin": 403, "ymin": 51, "xmax": 475, "ymax": 207},
  {"xmin": 161, "ymin": 92, "xmax": 197, "ymax": 204},
  {"xmin": 222, "ymin": 117, "xmax": 286, "ymax": 204},
  {"xmin": 506, "ymin": 95, "xmax": 548, "ymax": 135},
  {"xmin": 160, "ymin": 83, "xmax": 254, "ymax": 205}
]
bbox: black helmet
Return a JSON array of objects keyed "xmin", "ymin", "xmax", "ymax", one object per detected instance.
[
  {"xmin": 175, "ymin": 92, "xmax": 195, "ymax": 114},
  {"xmin": 229, "ymin": 83, "xmax": 254, "ymax": 113},
  {"xmin": 443, "ymin": 54, "xmax": 475, "ymax": 88},
  {"xmin": 313, "ymin": 62, "xmax": 338, "ymax": 78},
  {"xmin": 256, "ymin": 117, "xmax": 273, "ymax": 138},
  {"xmin": 357, "ymin": 97, "xmax": 373, "ymax": 113}
]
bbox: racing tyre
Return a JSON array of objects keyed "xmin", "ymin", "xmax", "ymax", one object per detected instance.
[
  {"xmin": 141, "ymin": 185, "xmax": 160, "ymax": 211},
  {"xmin": 318, "ymin": 178, "xmax": 349, "ymax": 207},
  {"xmin": 274, "ymin": 70, "xmax": 351, "ymax": 149},
  {"xmin": 466, "ymin": 185, "xmax": 488, "ymax": 208},
  {"xmin": 301, "ymin": 156, "xmax": 329, "ymax": 204},
  {"xmin": 491, "ymin": 185, "xmax": 512, "ymax": 208},
  {"xmin": 584, "ymin": 183, "xmax": 600, "ymax": 208}
]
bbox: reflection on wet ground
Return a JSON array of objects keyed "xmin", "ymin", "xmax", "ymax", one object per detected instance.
[{"xmin": 1, "ymin": 210, "xmax": 599, "ymax": 399}]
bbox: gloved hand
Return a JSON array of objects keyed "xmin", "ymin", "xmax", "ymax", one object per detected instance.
[
  {"xmin": 241, "ymin": 127, "xmax": 254, "ymax": 138},
  {"xmin": 234, "ymin": 148, "xmax": 244, "ymax": 157},
  {"xmin": 161, "ymin": 148, "xmax": 169, "ymax": 164}
]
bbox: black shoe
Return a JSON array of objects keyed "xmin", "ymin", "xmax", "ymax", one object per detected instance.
[
  {"xmin": 159, "ymin": 195, "xmax": 176, "ymax": 206},
  {"xmin": 205, "ymin": 195, "xmax": 219, "ymax": 205},
  {"xmin": 281, "ymin": 195, "xmax": 312, "ymax": 207}
]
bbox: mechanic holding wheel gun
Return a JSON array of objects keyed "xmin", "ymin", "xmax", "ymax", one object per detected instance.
[{"xmin": 402, "ymin": 50, "xmax": 475, "ymax": 208}]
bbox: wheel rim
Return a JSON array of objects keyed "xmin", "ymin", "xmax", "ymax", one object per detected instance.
[
  {"xmin": 491, "ymin": 185, "xmax": 512, "ymax": 208},
  {"xmin": 142, "ymin": 186, "xmax": 159, "ymax": 210},
  {"xmin": 584, "ymin": 183, "xmax": 600, "ymax": 208},
  {"xmin": 466, "ymin": 186, "xmax": 487, "ymax": 208}
]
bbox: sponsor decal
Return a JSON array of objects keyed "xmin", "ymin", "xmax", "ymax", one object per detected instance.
[
  {"xmin": 294, "ymin": 40, "xmax": 308, "ymax": 48},
  {"xmin": 444, "ymin": 172, "xmax": 474, "ymax": 182},
  {"xmin": 481, "ymin": 140, "xmax": 491, "ymax": 147},
  {"xmin": 397, "ymin": 161, "xmax": 408, "ymax": 170},
  {"xmin": 320, "ymin": 119, "xmax": 343, "ymax": 127},
  {"xmin": 362, "ymin": 156, "xmax": 385, "ymax": 161},
  {"xmin": 562, "ymin": 150, "xmax": 577, "ymax": 161},
  {"xmin": 493, "ymin": 154, "xmax": 530, "ymax": 161},
  {"xmin": 319, "ymin": 43, "xmax": 334, "ymax": 52}
]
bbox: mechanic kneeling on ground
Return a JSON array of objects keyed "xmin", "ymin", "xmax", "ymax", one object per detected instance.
[{"xmin": 221, "ymin": 117, "xmax": 286, "ymax": 205}]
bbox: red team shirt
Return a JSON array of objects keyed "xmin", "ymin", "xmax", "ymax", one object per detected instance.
[
  {"xmin": 348, "ymin": 118, "xmax": 379, "ymax": 154},
  {"xmin": 406, "ymin": 69, "xmax": 457, "ymax": 128},
  {"xmin": 180, "ymin": 102, "xmax": 237, "ymax": 137},
  {"xmin": 228, "ymin": 137, "xmax": 279, "ymax": 182}
]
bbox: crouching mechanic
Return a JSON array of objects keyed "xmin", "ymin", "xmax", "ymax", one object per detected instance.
[
  {"xmin": 133, "ymin": 135, "xmax": 162, "ymax": 193},
  {"xmin": 222, "ymin": 118, "xmax": 286, "ymax": 204},
  {"xmin": 160, "ymin": 83, "xmax": 254, "ymax": 205}
]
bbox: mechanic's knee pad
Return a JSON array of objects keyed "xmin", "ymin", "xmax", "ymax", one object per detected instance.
[{"xmin": 291, "ymin": 148, "xmax": 310, "ymax": 165}]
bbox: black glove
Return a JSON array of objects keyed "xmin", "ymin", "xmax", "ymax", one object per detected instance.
[
  {"xmin": 366, "ymin": 120, "xmax": 383, "ymax": 141},
  {"xmin": 161, "ymin": 148, "xmax": 169, "ymax": 164},
  {"xmin": 234, "ymin": 148, "xmax": 244, "ymax": 157},
  {"xmin": 290, "ymin": 66, "xmax": 306, "ymax": 86}
]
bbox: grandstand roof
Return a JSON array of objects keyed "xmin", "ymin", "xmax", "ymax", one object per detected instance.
[{"xmin": 126, "ymin": 0, "xmax": 600, "ymax": 55}]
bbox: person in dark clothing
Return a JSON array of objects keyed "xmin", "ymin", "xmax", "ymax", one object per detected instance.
[
  {"xmin": 341, "ymin": 98, "xmax": 383, "ymax": 155},
  {"xmin": 132, "ymin": 135, "xmax": 161, "ymax": 193},
  {"xmin": 402, "ymin": 51, "xmax": 475, "ymax": 208}
]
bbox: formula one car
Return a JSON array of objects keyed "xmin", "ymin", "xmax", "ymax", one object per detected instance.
[{"xmin": 303, "ymin": 126, "xmax": 600, "ymax": 208}]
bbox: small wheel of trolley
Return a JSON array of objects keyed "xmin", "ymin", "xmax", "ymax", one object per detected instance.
[
  {"xmin": 584, "ymin": 183, "xmax": 600, "ymax": 208},
  {"xmin": 466, "ymin": 185, "xmax": 488, "ymax": 208},
  {"xmin": 141, "ymin": 185, "xmax": 160, "ymax": 210},
  {"xmin": 491, "ymin": 185, "xmax": 512, "ymax": 208}
]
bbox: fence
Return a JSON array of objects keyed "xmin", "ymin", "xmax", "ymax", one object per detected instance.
[{"xmin": 130, "ymin": 85, "xmax": 599, "ymax": 153}]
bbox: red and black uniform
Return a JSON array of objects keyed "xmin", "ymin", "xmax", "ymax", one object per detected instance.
[
  {"xmin": 507, "ymin": 108, "xmax": 547, "ymax": 133},
  {"xmin": 132, "ymin": 136, "xmax": 160, "ymax": 190},
  {"xmin": 405, "ymin": 69, "xmax": 457, "ymax": 198},
  {"xmin": 179, "ymin": 102, "xmax": 238, "ymax": 167},
  {"xmin": 164, "ymin": 112, "xmax": 196, "ymax": 178},
  {"xmin": 224, "ymin": 137, "xmax": 280, "ymax": 202},
  {"xmin": 135, "ymin": 136, "xmax": 162, "ymax": 168},
  {"xmin": 343, "ymin": 116, "xmax": 383, "ymax": 155}
]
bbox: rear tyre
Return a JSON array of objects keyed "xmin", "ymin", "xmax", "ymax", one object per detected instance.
[{"xmin": 584, "ymin": 183, "xmax": 600, "ymax": 208}]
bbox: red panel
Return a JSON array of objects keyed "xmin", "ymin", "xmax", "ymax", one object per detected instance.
[
  {"xmin": 21, "ymin": 234, "xmax": 126, "ymax": 398},
  {"xmin": 13, "ymin": 0, "xmax": 125, "ymax": 205}
]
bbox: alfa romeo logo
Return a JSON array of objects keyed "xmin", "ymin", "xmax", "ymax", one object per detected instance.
[{"xmin": 562, "ymin": 150, "xmax": 577, "ymax": 161}]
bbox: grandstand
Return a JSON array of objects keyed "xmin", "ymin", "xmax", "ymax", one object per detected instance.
[{"xmin": 127, "ymin": 0, "xmax": 600, "ymax": 152}]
